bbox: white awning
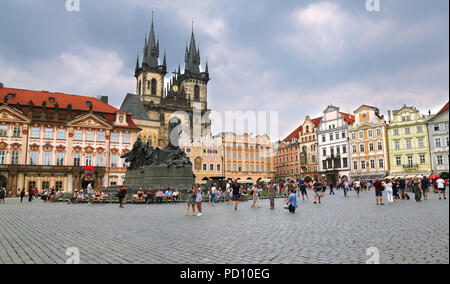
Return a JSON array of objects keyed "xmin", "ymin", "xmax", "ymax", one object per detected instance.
[{"xmin": 238, "ymin": 180, "xmax": 254, "ymax": 184}]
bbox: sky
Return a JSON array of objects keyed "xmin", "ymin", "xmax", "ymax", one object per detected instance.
[{"xmin": 0, "ymin": 0, "xmax": 448, "ymax": 140}]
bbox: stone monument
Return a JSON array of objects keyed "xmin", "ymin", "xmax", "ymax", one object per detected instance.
[{"xmin": 119, "ymin": 117, "xmax": 195, "ymax": 191}]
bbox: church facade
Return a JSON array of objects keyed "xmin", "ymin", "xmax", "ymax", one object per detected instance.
[{"xmin": 121, "ymin": 18, "xmax": 211, "ymax": 149}]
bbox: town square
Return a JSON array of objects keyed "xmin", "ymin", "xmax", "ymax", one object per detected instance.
[{"xmin": 0, "ymin": 0, "xmax": 449, "ymax": 266}]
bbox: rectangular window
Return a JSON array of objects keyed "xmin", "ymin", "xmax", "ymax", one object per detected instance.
[
  {"xmin": 435, "ymin": 138, "xmax": 442, "ymax": 148},
  {"xmin": 123, "ymin": 133, "xmax": 130, "ymax": 144},
  {"xmin": 0, "ymin": 125, "xmax": 7, "ymax": 137},
  {"xmin": 56, "ymin": 152, "xmax": 64, "ymax": 166},
  {"xmin": 395, "ymin": 141, "xmax": 400, "ymax": 150},
  {"xmin": 85, "ymin": 154, "xmax": 92, "ymax": 166},
  {"xmin": 379, "ymin": 159, "xmax": 384, "ymax": 168},
  {"xmin": 55, "ymin": 181, "xmax": 63, "ymax": 190},
  {"xmin": 43, "ymin": 152, "xmax": 51, "ymax": 166},
  {"xmin": 217, "ymin": 164, "xmax": 221, "ymax": 172},
  {"xmin": 406, "ymin": 140, "xmax": 412, "ymax": 149},
  {"xmin": 359, "ymin": 132, "xmax": 364, "ymax": 139},
  {"xmin": 227, "ymin": 164, "xmax": 231, "ymax": 171},
  {"xmin": 342, "ymin": 145, "xmax": 347, "ymax": 154},
  {"xmin": 352, "ymin": 145, "xmax": 357, "ymax": 153},
  {"xmin": 377, "ymin": 142, "xmax": 383, "ymax": 151},
  {"xmin": 31, "ymin": 127, "xmax": 40, "ymax": 138},
  {"xmin": 57, "ymin": 129, "xmax": 65, "ymax": 140},
  {"xmin": 420, "ymin": 155, "xmax": 426, "ymax": 164},
  {"xmin": 0, "ymin": 150, "xmax": 6, "ymax": 164},
  {"xmin": 353, "ymin": 161, "xmax": 358, "ymax": 170},
  {"xmin": 210, "ymin": 164, "xmax": 214, "ymax": 172},
  {"xmin": 97, "ymin": 131, "xmax": 105, "ymax": 142},
  {"xmin": 74, "ymin": 130, "xmax": 82, "ymax": 140},
  {"xmin": 361, "ymin": 160, "xmax": 366, "ymax": 170},
  {"xmin": 351, "ymin": 133, "xmax": 356, "ymax": 140},
  {"xmin": 376, "ymin": 128, "xmax": 381, "ymax": 136},
  {"xmin": 74, "ymin": 153, "xmax": 81, "ymax": 166},
  {"xmin": 437, "ymin": 155, "xmax": 443, "ymax": 165},
  {"xmin": 86, "ymin": 131, "xmax": 94, "ymax": 141},
  {"xmin": 368, "ymin": 130, "xmax": 373, "ymax": 138},
  {"xmin": 417, "ymin": 126, "xmax": 423, "ymax": 133},
  {"xmin": 323, "ymin": 149, "xmax": 327, "ymax": 156},
  {"xmin": 111, "ymin": 155, "xmax": 118, "ymax": 167},
  {"xmin": 261, "ymin": 165, "xmax": 264, "ymax": 172},
  {"xmin": 417, "ymin": 138, "xmax": 424, "ymax": 148},
  {"xmin": 396, "ymin": 157, "xmax": 402, "ymax": 166},
  {"xmin": 394, "ymin": 129, "xmax": 399, "ymax": 136},
  {"xmin": 322, "ymin": 160, "xmax": 327, "ymax": 170},
  {"xmin": 360, "ymin": 144, "xmax": 365, "ymax": 152},
  {"xmin": 370, "ymin": 160, "xmax": 375, "ymax": 169},
  {"xmin": 407, "ymin": 156, "xmax": 413, "ymax": 167},
  {"xmin": 111, "ymin": 133, "xmax": 119, "ymax": 143},
  {"xmin": 330, "ymin": 134, "xmax": 334, "ymax": 141},
  {"xmin": 27, "ymin": 152, "xmax": 39, "ymax": 166},
  {"xmin": 11, "ymin": 150, "xmax": 19, "ymax": 165},
  {"xmin": 44, "ymin": 128, "xmax": 53, "ymax": 139},
  {"xmin": 342, "ymin": 158, "xmax": 347, "ymax": 168},
  {"xmin": 12, "ymin": 126, "xmax": 21, "ymax": 137},
  {"xmin": 433, "ymin": 124, "xmax": 440, "ymax": 131},
  {"xmin": 97, "ymin": 154, "xmax": 103, "ymax": 167},
  {"xmin": 405, "ymin": 128, "xmax": 410, "ymax": 135},
  {"xmin": 233, "ymin": 164, "xmax": 237, "ymax": 171},
  {"xmin": 369, "ymin": 143, "xmax": 374, "ymax": 152}
]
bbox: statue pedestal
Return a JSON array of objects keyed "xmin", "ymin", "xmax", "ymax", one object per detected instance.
[{"xmin": 124, "ymin": 165, "xmax": 195, "ymax": 185}]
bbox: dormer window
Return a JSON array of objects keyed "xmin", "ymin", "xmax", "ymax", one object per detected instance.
[
  {"xmin": 49, "ymin": 97, "xmax": 55, "ymax": 103},
  {"xmin": 119, "ymin": 116, "xmax": 124, "ymax": 122}
]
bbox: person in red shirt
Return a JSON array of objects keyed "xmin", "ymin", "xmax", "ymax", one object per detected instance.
[{"xmin": 373, "ymin": 180, "xmax": 384, "ymax": 206}]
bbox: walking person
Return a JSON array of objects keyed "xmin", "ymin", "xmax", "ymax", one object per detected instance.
[
  {"xmin": 298, "ymin": 179, "xmax": 309, "ymax": 200},
  {"xmin": 284, "ymin": 188, "xmax": 298, "ymax": 213},
  {"xmin": 210, "ymin": 183, "xmax": 217, "ymax": 206},
  {"xmin": 392, "ymin": 178, "xmax": 399, "ymax": 200},
  {"xmin": 28, "ymin": 187, "xmax": 34, "ymax": 202},
  {"xmin": 269, "ymin": 181, "xmax": 277, "ymax": 210},
  {"xmin": 251, "ymin": 184, "xmax": 262, "ymax": 208},
  {"xmin": 117, "ymin": 186, "xmax": 127, "ymax": 208},
  {"xmin": 195, "ymin": 184, "xmax": 203, "ymax": 216},
  {"xmin": 398, "ymin": 177, "xmax": 406, "ymax": 200},
  {"xmin": 421, "ymin": 176, "xmax": 430, "ymax": 200},
  {"xmin": 313, "ymin": 179, "xmax": 322, "ymax": 204},
  {"xmin": 20, "ymin": 188, "xmax": 26, "ymax": 203},
  {"xmin": 343, "ymin": 179, "xmax": 350, "ymax": 198},
  {"xmin": 436, "ymin": 176, "xmax": 447, "ymax": 200},
  {"xmin": 0, "ymin": 188, "xmax": 5, "ymax": 204},
  {"xmin": 414, "ymin": 178, "xmax": 422, "ymax": 202},
  {"xmin": 231, "ymin": 179, "xmax": 241, "ymax": 211},
  {"xmin": 185, "ymin": 185, "xmax": 197, "ymax": 216},
  {"xmin": 329, "ymin": 180, "xmax": 335, "ymax": 195},
  {"xmin": 373, "ymin": 179, "xmax": 384, "ymax": 205},
  {"xmin": 383, "ymin": 179, "xmax": 394, "ymax": 205},
  {"xmin": 355, "ymin": 180, "xmax": 361, "ymax": 197}
]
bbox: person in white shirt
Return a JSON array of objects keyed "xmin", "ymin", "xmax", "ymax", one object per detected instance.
[
  {"xmin": 436, "ymin": 177, "xmax": 446, "ymax": 200},
  {"xmin": 355, "ymin": 180, "xmax": 361, "ymax": 197},
  {"xmin": 383, "ymin": 179, "xmax": 394, "ymax": 205},
  {"xmin": 251, "ymin": 184, "xmax": 262, "ymax": 209}
]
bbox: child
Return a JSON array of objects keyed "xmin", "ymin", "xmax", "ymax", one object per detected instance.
[{"xmin": 284, "ymin": 188, "xmax": 298, "ymax": 213}]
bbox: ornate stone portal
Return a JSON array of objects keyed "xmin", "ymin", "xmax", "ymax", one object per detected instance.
[{"xmin": 120, "ymin": 117, "xmax": 195, "ymax": 191}]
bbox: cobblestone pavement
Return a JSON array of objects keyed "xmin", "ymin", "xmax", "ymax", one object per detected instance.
[{"xmin": 0, "ymin": 189, "xmax": 448, "ymax": 264}]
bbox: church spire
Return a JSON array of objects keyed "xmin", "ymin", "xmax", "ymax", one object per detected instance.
[
  {"xmin": 143, "ymin": 11, "xmax": 159, "ymax": 68},
  {"xmin": 185, "ymin": 21, "xmax": 201, "ymax": 74}
]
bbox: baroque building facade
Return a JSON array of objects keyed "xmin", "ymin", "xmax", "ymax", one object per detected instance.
[
  {"xmin": 220, "ymin": 132, "xmax": 274, "ymax": 183},
  {"xmin": 426, "ymin": 102, "xmax": 449, "ymax": 178},
  {"xmin": 317, "ymin": 106, "xmax": 355, "ymax": 182},
  {"xmin": 299, "ymin": 116, "xmax": 321, "ymax": 181},
  {"xmin": 121, "ymin": 18, "xmax": 211, "ymax": 149},
  {"xmin": 0, "ymin": 86, "xmax": 140, "ymax": 195},
  {"xmin": 386, "ymin": 105, "xmax": 432, "ymax": 178},
  {"xmin": 349, "ymin": 105, "xmax": 389, "ymax": 181}
]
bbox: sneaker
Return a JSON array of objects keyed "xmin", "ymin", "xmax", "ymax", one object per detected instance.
[
  {"xmin": 313, "ymin": 201, "xmax": 317, "ymax": 204},
  {"xmin": 197, "ymin": 213, "xmax": 203, "ymax": 217},
  {"xmin": 193, "ymin": 213, "xmax": 196, "ymax": 216},
  {"xmin": 185, "ymin": 213, "xmax": 188, "ymax": 216}
]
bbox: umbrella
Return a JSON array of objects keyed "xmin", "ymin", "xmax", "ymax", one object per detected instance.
[{"xmin": 430, "ymin": 174, "xmax": 440, "ymax": 179}]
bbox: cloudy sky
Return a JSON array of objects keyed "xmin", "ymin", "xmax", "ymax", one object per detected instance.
[{"xmin": 0, "ymin": 0, "xmax": 448, "ymax": 140}]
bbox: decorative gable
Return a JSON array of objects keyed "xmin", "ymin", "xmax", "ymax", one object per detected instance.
[
  {"xmin": 68, "ymin": 113, "xmax": 112, "ymax": 129},
  {"xmin": 0, "ymin": 105, "xmax": 31, "ymax": 123}
]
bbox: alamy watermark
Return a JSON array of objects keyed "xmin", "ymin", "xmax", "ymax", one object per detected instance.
[
  {"xmin": 365, "ymin": 247, "xmax": 380, "ymax": 264},
  {"xmin": 66, "ymin": 247, "xmax": 80, "ymax": 264},
  {"xmin": 66, "ymin": 0, "xmax": 80, "ymax": 12},
  {"xmin": 366, "ymin": 0, "xmax": 380, "ymax": 12}
]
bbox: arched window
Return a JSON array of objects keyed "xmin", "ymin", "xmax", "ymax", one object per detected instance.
[
  {"xmin": 151, "ymin": 79, "xmax": 157, "ymax": 95},
  {"xmin": 194, "ymin": 85, "xmax": 200, "ymax": 101}
]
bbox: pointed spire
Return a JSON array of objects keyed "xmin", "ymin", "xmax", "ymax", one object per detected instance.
[
  {"xmin": 135, "ymin": 52, "xmax": 140, "ymax": 71},
  {"xmin": 143, "ymin": 11, "xmax": 159, "ymax": 68},
  {"xmin": 205, "ymin": 60, "xmax": 209, "ymax": 74},
  {"xmin": 185, "ymin": 20, "xmax": 201, "ymax": 74}
]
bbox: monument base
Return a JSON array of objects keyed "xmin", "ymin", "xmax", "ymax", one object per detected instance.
[{"xmin": 124, "ymin": 165, "xmax": 195, "ymax": 185}]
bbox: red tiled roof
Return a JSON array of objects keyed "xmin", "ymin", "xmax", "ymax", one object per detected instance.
[
  {"xmin": 340, "ymin": 112, "xmax": 355, "ymax": 124},
  {"xmin": 1, "ymin": 87, "xmax": 119, "ymax": 114},
  {"xmin": 437, "ymin": 102, "xmax": 449, "ymax": 115},
  {"xmin": 283, "ymin": 125, "xmax": 302, "ymax": 142},
  {"xmin": 311, "ymin": 117, "xmax": 322, "ymax": 128},
  {"xmin": 1, "ymin": 87, "xmax": 139, "ymax": 130}
]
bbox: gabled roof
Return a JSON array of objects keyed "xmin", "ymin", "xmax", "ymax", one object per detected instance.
[
  {"xmin": 311, "ymin": 117, "xmax": 322, "ymax": 128},
  {"xmin": 120, "ymin": 93, "xmax": 150, "ymax": 121},
  {"xmin": 437, "ymin": 102, "xmax": 449, "ymax": 115},
  {"xmin": 0, "ymin": 87, "xmax": 119, "ymax": 114},
  {"xmin": 283, "ymin": 125, "xmax": 302, "ymax": 142}
]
